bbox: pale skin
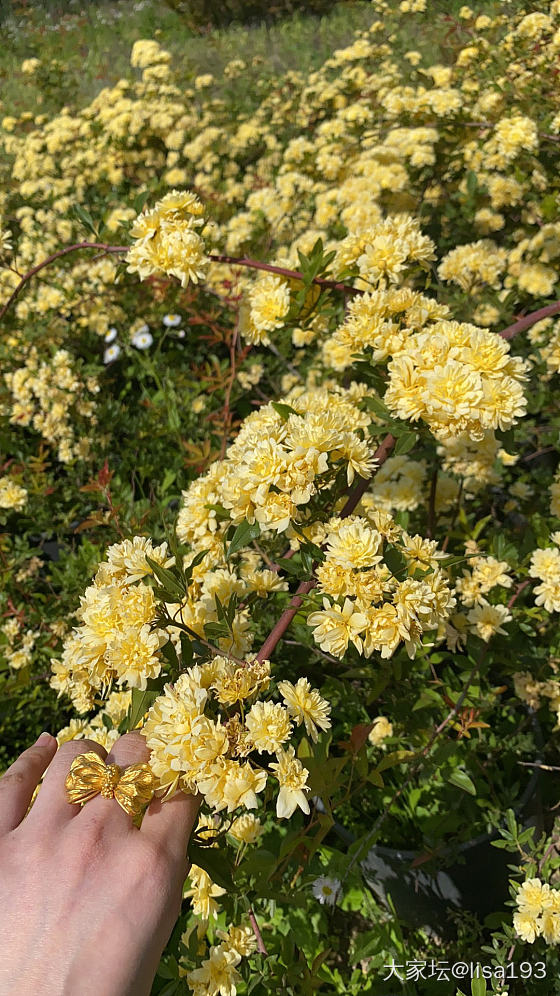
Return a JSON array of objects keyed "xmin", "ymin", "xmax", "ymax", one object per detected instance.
[{"xmin": 0, "ymin": 730, "xmax": 200, "ymax": 996}]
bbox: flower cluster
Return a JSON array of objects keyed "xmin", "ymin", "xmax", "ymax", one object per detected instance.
[
  {"xmin": 126, "ymin": 190, "xmax": 209, "ymax": 288},
  {"xmin": 2, "ymin": 348, "xmax": 99, "ymax": 463},
  {"xmin": 514, "ymin": 878, "xmax": 560, "ymax": 946},
  {"xmin": 0, "ymin": 476, "xmax": 27, "ymax": 511},
  {"xmin": 51, "ymin": 537, "xmax": 173, "ymax": 712},
  {"xmin": 308, "ymin": 512, "xmax": 456, "ymax": 659},
  {"xmin": 383, "ymin": 321, "xmax": 528, "ymax": 443},
  {"xmin": 529, "ymin": 539, "xmax": 560, "ymax": 613},
  {"xmin": 176, "ymin": 382, "xmax": 377, "ymax": 548},
  {"xmin": 145, "ymin": 662, "xmax": 330, "ymax": 818}
]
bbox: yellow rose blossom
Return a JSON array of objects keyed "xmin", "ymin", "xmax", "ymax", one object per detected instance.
[
  {"xmin": 277, "ymin": 678, "xmax": 332, "ymax": 742},
  {"xmin": 270, "ymin": 746, "xmax": 310, "ymax": 819},
  {"xmin": 244, "ymin": 700, "xmax": 293, "ymax": 753}
]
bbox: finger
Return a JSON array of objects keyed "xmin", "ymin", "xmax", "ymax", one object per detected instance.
[
  {"xmin": 29, "ymin": 738, "xmax": 107, "ymax": 826},
  {"xmin": 82, "ymin": 732, "xmax": 151, "ymax": 830},
  {"xmin": 0, "ymin": 733, "xmax": 58, "ymax": 834},
  {"xmin": 141, "ymin": 790, "xmax": 201, "ymax": 866}
]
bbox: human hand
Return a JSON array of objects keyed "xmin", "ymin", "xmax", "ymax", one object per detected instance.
[{"xmin": 0, "ymin": 730, "xmax": 200, "ymax": 996}]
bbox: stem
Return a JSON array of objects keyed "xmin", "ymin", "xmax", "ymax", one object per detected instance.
[
  {"xmin": 500, "ymin": 299, "xmax": 560, "ymax": 340},
  {"xmin": 208, "ymin": 252, "xmax": 363, "ymax": 297},
  {"xmin": 506, "ymin": 579, "xmax": 531, "ymax": 609},
  {"xmin": 248, "ymin": 906, "xmax": 268, "ymax": 956},
  {"xmin": 339, "ymin": 434, "xmax": 396, "ymax": 518},
  {"xmin": 0, "ymin": 242, "xmax": 127, "ymax": 321}
]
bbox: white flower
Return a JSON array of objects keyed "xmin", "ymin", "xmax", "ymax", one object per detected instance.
[
  {"xmin": 176, "ymin": 329, "xmax": 186, "ymax": 339},
  {"xmin": 132, "ymin": 322, "xmax": 149, "ymax": 336},
  {"xmin": 103, "ymin": 344, "xmax": 121, "ymax": 364},
  {"xmin": 132, "ymin": 330, "xmax": 154, "ymax": 350},
  {"xmin": 163, "ymin": 313, "xmax": 182, "ymax": 326},
  {"xmin": 312, "ymin": 876, "xmax": 341, "ymax": 906},
  {"xmin": 104, "ymin": 327, "xmax": 118, "ymax": 343}
]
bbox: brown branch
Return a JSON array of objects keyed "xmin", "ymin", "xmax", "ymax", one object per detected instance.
[
  {"xmin": 500, "ymin": 299, "xmax": 560, "ymax": 340},
  {"xmin": 0, "ymin": 242, "xmax": 128, "ymax": 321},
  {"xmin": 256, "ymin": 578, "xmax": 317, "ymax": 663},
  {"xmin": 248, "ymin": 906, "xmax": 268, "ymax": 956},
  {"xmin": 208, "ymin": 252, "xmax": 364, "ymax": 298},
  {"xmin": 506, "ymin": 579, "xmax": 531, "ymax": 610}
]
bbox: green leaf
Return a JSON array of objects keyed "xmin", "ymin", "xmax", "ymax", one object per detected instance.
[
  {"xmin": 413, "ymin": 689, "xmax": 441, "ymax": 710},
  {"xmin": 226, "ymin": 519, "xmax": 261, "ymax": 559},
  {"xmin": 133, "ymin": 189, "xmax": 151, "ymax": 214},
  {"xmin": 271, "ymin": 401, "xmax": 300, "ymax": 421},
  {"xmin": 375, "ymin": 750, "xmax": 416, "ymax": 773},
  {"xmin": 180, "ymin": 633, "xmax": 193, "ymax": 668},
  {"xmin": 448, "ymin": 769, "xmax": 477, "ymax": 796},
  {"xmin": 350, "ymin": 929, "xmax": 381, "ymax": 964},
  {"xmin": 160, "ymin": 639, "xmax": 179, "ymax": 671},
  {"xmin": 204, "ymin": 503, "xmax": 231, "ymax": 522},
  {"xmin": 393, "ymin": 431, "xmax": 419, "ymax": 455},
  {"xmin": 277, "ymin": 556, "xmax": 303, "ymax": 576},
  {"xmin": 184, "ymin": 548, "xmax": 209, "ymax": 584},
  {"xmin": 362, "ymin": 395, "xmax": 392, "ymax": 421},
  {"xmin": 384, "ymin": 543, "xmax": 408, "ymax": 580},
  {"xmin": 128, "ymin": 687, "xmax": 159, "ymax": 730},
  {"xmin": 145, "ymin": 557, "xmax": 185, "ymax": 598},
  {"xmin": 466, "ymin": 170, "xmax": 478, "ymax": 196},
  {"xmin": 471, "ymin": 975, "xmax": 487, "ymax": 996},
  {"xmin": 71, "ymin": 203, "xmax": 97, "ymax": 236}
]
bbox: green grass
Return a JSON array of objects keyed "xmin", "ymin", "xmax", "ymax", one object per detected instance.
[
  {"xmin": 0, "ymin": 0, "xmax": 528, "ymax": 119},
  {"xmin": 0, "ymin": 1, "xmax": 376, "ymax": 117}
]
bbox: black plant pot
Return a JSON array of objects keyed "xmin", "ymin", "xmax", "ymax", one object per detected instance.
[
  {"xmin": 322, "ymin": 763, "xmax": 542, "ymax": 935},
  {"xmin": 360, "ymin": 832, "xmax": 517, "ymax": 935}
]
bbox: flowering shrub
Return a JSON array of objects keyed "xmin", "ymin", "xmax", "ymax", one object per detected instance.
[{"xmin": 5, "ymin": 1, "xmax": 560, "ymax": 992}]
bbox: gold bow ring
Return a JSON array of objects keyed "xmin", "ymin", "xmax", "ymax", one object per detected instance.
[{"xmin": 65, "ymin": 751, "xmax": 155, "ymax": 817}]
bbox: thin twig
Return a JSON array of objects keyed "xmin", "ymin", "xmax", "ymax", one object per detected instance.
[
  {"xmin": 507, "ymin": 579, "xmax": 531, "ymax": 609},
  {"xmin": 248, "ymin": 906, "xmax": 269, "ymax": 956},
  {"xmin": 0, "ymin": 242, "xmax": 127, "ymax": 321}
]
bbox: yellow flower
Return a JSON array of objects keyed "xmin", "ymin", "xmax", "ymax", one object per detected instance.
[
  {"xmin": 229, "ymin": 813, "xmax": 263, "ymax": 845},
  {"xmin": 513, "ymin": 911, "xmax": 540, "ymax": 944},
  {"xmin": 325, "ymin": 518, "xmax": 382, "ymax": 569},
  {"xmin": 187, "ymin": 945, "xmax": 241, "ymax": 996},
  {"xmin": 466, "ymin": 600, "xmax": 511, "ymax": 642},
  {"xmin": 245, "ymin": 701, "xmax": 293, "ymax": 753},
  {"xmin": 270, "ymin": 746, "xmax": 310, "ymax": 819},
  {"xmin": 277, "ymin": 678, "xmax": 331, "ymax": 742},
  {"xmin": 307, "ymin": 597, "xmax": 368, "ymax": 658},
  {"xmin": 184, "ymin": 865, "xmax": 227, "ymax": 921},
  {"xmin": 368, "ymin": 716, "xmax": 393, "ymax": 746},
  {"xmin": 0, "ymin": 477, "xmax": 27, "ymax": 510},
  {"xmin": 198, "ymin": 758, "xmax": 267, "ymax": 814},
  {"xmin": 216, "ymin": 925, "xmax": 257, "ymax": 958},
  {"xmin": 516, "ymin": 878, "xmax": 553, "ymax": 915},
  {"xmin": 126, "ymin": 190, "xmax": 208, "ymax": 288}
]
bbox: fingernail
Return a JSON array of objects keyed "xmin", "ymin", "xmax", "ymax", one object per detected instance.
[{"xmin": 36, "ymin": 732, "xmax": 55, "ymax": 746}]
